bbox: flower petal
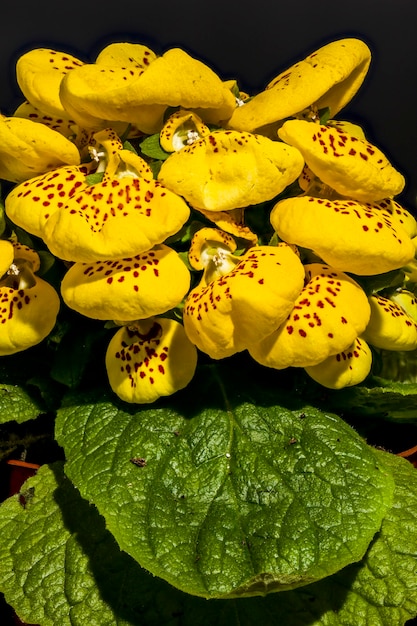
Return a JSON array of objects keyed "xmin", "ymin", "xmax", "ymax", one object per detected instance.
[
  {"xmin": 95, "ymin": 42, "xmax": 156, "ymax": 68},
  {"xmin": 16, "ymin": 48, "xmax": 84, "ymax": 118},
  {"xmin": 0, "ymin": 241, "xmax": 14, "ymax": 277},
  {"xmin": 278, "ymin": 120, "xmax": 405, "ymax": 202},
  {"xmin": 371, "ymin": 198, "xmax": 417, "ymax": 238},
  {"xmin": 14, "ymin": 101, "xmax": 77, "ymax": 138},
  {"xmin": 59, "ymin": 60, "xmax": 165, "ymax": 134},
  {"xmin": 183, "ymin": 244, "xmax": 305, "ymax": 359},
  {"xmin": 227, "ymin": 38, "xmax": 371, "ymax": 132},
  {"xmin": 305, "ymin": 337, "xmax": 372, "ymax": 389},
  {"xmin": 188, "ymin": 228, "xmax": 237, "ymax": 271},
  {"xmin": 158, "ymin": 130, "xmax": 304, "ymax": 211},
  {"xmin": 0, "ymin": 116, "xmax": 80, "ymax": 183},
  {"xmin": 249, "ymin": 264, "xmax": 371, "ymax": 369},
  {"xmin": 362, "ymin": 295, "xmax": 417, "ymax": 351},
  {"xmin": 105, "ymin": 318, "xmax": 197, "ymax": 403},
  {"xmin": 160, "ymin": 110, "xmax": 210, "ymax": 152},
  {"xmin": 270, "ymin": 195, "xmax": 415, "ymax": 275},
  {"xmin": 5, "ymin": 165, "xmax": 89, "ymax": 238},
  {"xmin": 61, "ymin": 245, "xmax": 190, "ymax": 321},
  {"xmin": 43, "ymin": 173, "xmax": 190, "ymax": 262},
  {"xmin": 133, "ymin": 48, "xmax": 236, "ymax": 123},
  {"xmin": 0, "ymin": 274, "xmax": 60, "ymax": 356}
]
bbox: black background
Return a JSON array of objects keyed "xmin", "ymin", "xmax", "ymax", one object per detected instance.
[{"xmin": 1, "ymin": 0, "xmax": 417, "ymax": 209}]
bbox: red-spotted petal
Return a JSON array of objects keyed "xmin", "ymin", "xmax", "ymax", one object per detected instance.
[
  {"xmin": 61, "ymin": 245, "xmax": 190, "ymax": 321},
  {"xmin": 305, "ymin": 337, "xmax": 372, "ymax": 389},
  {"xmin": 271, "ymin": 195, "xmax": 416, "ymax": 275},
  {"xmin": 249, "ymin": 264, "xmax": 371, "ymax": 369},
  {"xmin": 105, "ymin": 318, "xmax": 198, "ymax": 403},
  {"xmin": 183, "ymin": 244, "xmax": 305, "ymax": 359}
]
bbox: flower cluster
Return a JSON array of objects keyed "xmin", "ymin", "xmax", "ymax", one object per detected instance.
[{"xmin": 1, "ymin": 38, "xmax": 416, "ymax": 402}]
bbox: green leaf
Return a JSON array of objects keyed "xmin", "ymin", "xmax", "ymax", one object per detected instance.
[
  {"xmin": 280, "ymin": 451, "xmax": 417, "ymax": 625},
  {"xmin": 139, "ymin": 134, "xmax": 171, "ymax": 160},
  {"xmin": 0, "ymin": 350, "xmax": 50, "ymax": 423},
  {"xmin": 321, "ymin": 375, "xmax": 417, "ymax": 421},
  {"xmin": 85, "ymin": 171, "xmax": 105, "ymax": 185},
  {"xmin": 0, "ymin": 462, "xmax": 185, "ymax": 625},
  {"xmin": 0, "ymin": 383, "xmax": 44, "ymax": 424},
  {"xmin": 55, "ymin": 365, "xmax": 394, "ymax": 599}
]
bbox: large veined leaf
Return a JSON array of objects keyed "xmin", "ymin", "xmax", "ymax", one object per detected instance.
[
  {"xmin": 320, "ymin": 376, "xmax": 417, "ymax": 421},
  {"xmin": 0, "ymin": 451, "xmax": 416, "ymax": 625},
  {"xmin": 55, "ymin": 365, "xmax": 395, "ymax": 599}
]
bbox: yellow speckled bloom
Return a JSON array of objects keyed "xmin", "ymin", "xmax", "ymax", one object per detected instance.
[
  {"xmin": 362, "ymin": 295, "xmax": 417, "ymax": 351},
  {"xmin": 305, "ymin": 336, "xmax": 372, "ymax": 389},
  {"xmin": 59, "ymin": 46, "xmax": 235, "ymax": 133},
  {"xmin": 158, "ymin": 130, "xmax": 304, "ymax": 212},
  {"xmin": 160, "ymin": 110, "xmax": 210, "ymax": 152},
  {"xmin": 270, "ymin": 195, "xmax": 416, "ymax": 275},
  {"xmin": 61, "ymin": 244, "xmax": 190, "ymax": 322},
  {"xmin": 183, "ymin": 243, "xmax": 305, "ymax": 359},
  {"xmin": 6, "ymin": 129, "xmax": 190, "ymax": 263},
  {"xmin": 0, "ymin": 116, "xmax": 80, "ymax": 183},
  {"xmin": 249, "ymin": 264, "xmax": 371, "ymax": 369},
  {"xmin": 0, "ymin": 242, "xmax": 60, "ymax": 356},
  {"xmin": 278, "ymin": 120, "xmax": 405, "ymax": 202},
  {"xmin": 16, "ymin": 48, "xmax": 84, "ymax": 119},
  {"xmin": 227, "ymin": 38, "xmax": 371, "ymax": 133},
  {"xmin": 105, "ymin": 318, "xmax": 197, "ymax": 404}
]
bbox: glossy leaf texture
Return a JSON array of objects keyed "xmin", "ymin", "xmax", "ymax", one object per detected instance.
[
  {"xmin": 0, "ymin": 452, "xmax": 416, "ymax": 624},
  {"xmin": 55, "ymin": 364, "xmax": 395, "ymax": 598}
]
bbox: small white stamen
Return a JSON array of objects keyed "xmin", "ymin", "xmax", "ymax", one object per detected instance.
[
  {"xmin": 235, "ymin": 97, "xmax": 245, "ymax": 107},
  {"xmin": 7, "ymin": 263, "xmax": 20, "ymax": 276},
  {"xmin": 88, "ymin": 146, "xmax": 106, "ymax": 163},
  {"xmin": 186, "ymin": 130, "xmax": 200, "ymax": 145}
]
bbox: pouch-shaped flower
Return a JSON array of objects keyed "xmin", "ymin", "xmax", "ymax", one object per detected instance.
[
  {"xmin": 270, "ymin": 195, "xmax": 416, "ymax": 275},
  {"xmin": 59, "ymin": 47, "xmax": 235, "ymax": 133},
  {"xmin": 362, "ymin": 295, "xmax": 417, "ymax": 351},
  {"xmin": 16, "ymin": 48, "xmax": 84, "ymax": 119},
  {"xmin": 0, "ymin": 116, "xmax": 80, "ymax": 183},
  {"xmin": 249, "ymin": 264, "xmax": 371, "ymax": 369},
  {"xmin": 61, "ymin": 245, "xmax": 190, "ymax": 322},
  {"xmin": 7, "ymin": 130, "xmax": 190, "ymax": 262},
  {"xmin": 278, "ymin": 120, "xmax": 405, "ymax": 202},
  {"xmin": 183, "ymin": 244, "xmax": 305, "ymax": 359},
  {"xmin": 0, "ymin": 244, "xmax": 60, "ymax": 356},
  {"xmin": 158, "ymin": 130, "xmax": 304, "ymax": 212},
  {"xmin": 42, "ymin": 166, "xmax": 190, "ymax": 263},
  {"xmin": 227, "ymin": 38, "xmax": 371, "ymax": 132},
  {"xmin": 5, "ymin": 164, "xmax": 90, "ymax": 239},
  {"xmin": 105, "ymin": 318, "xmax": 197, "ymax": 404},
  {"xmin": 304, "ymin": 336, "xmax": 372, "ymax": 389}
]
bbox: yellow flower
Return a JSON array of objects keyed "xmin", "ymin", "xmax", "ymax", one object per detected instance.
[
  {"xmin": 159, "ymin": 110, "xmax": 210, "ymax": 152},
  {"xmin": 227, "ymin": 38, "xmax": 371, "ymax": 132},
  {"xmin": 278, "ymin": 120, "xmax": 405, "ymax": 202},
  {"xmin": 105, "ymin": 318, "xmax": 197, "ymax": 404},
  {"xmin": 183, "ymin": 242, "xmax": 305, "ymax": 359},
  {"xmin": 59, "ymin": 46, "xmax": 235, "ymax": 133},
  {"xmin": 158, "ymin": 130, "xmax": 304, "ymax": 211},
  {"xmin": 61, "ymin": 245, "xmax": 190, "ymax": 322},
  {"xmin": 13, "ymin": 101, "xmax": 77, "ymax": 139},
  {"xmin": 304, "ymin": 336, "xmax": 372, "ymax": 389},
  {"xmin": 270, "ymin": 195, "xmax": 416, "ymax": 275},
  {"xmin": 16, "ymin": 48, "xmax": 84, "ymax": 119},
  {"xmin": 6, "ymin": 129, "xmax": 190, "ymax": 262},
  {"xmin": 0, "ymin": 240, "xmax": 60, "ymax": 356},
  {"xmin": 0, "ymin": 115, "xmax": 80, "ymax": 183},
  {"xmin": 249, "ymin": 264, "xmax": 371, "ymax": 369},
  {"xmin": 362, "ymin": 295, "xmax": 417, "ymax": 351}
]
